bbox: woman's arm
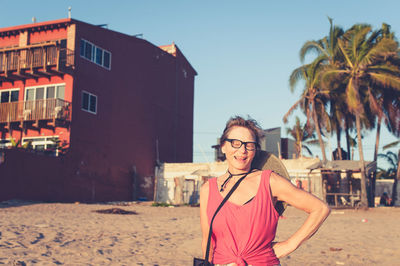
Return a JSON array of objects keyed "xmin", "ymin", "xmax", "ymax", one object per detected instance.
[
  {"xmin": 270, "ymin": 172, "xmax": 330, "ymax": 258},
  {"xmin": 199, "ymin": 181, "xmax": 213, "ymax": 260}
]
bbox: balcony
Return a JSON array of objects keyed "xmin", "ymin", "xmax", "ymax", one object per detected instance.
[
  {"xmin": 0, "ymin": 98, "xmax": 71, "ymax": 128},
  {"xmin": 0, "ymin": 41, "xmax": 74, "ymax": 82}
]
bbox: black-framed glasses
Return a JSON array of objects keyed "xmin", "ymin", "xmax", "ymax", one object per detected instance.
[{"xmin": 225, "ymin": 138, "xmax": 258, "ymax": 151}]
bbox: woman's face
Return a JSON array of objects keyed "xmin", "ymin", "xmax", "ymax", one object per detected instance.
[{"xmin": 221, "ymin": 126, "xmax": 257, "ymax": 173}]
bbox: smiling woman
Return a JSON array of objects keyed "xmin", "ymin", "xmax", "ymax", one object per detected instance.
[{"xmin": 199, "ymin": 116, "xmax": 330, "ymax": 266}]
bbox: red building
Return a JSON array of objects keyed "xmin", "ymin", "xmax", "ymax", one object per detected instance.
[{"xmin": 0, "ymin": 18, "xmax": 197, "ymax": 202}]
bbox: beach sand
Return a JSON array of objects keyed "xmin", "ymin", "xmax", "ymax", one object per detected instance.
[{"xmin": 1, "ymin": 201, "xmax": 399, "ymax": 265}]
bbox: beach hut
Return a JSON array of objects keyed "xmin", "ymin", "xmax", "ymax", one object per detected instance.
[{"xmin": 307, "ymin": 160, "xmax": 376, "ymax": 208}]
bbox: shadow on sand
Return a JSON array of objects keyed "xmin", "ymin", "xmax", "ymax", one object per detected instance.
[{"xmin": 0, "ymin": 199, "xmax": 44, "ymax": 209}]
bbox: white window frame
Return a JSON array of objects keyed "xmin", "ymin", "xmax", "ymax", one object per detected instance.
[
  {"xmin": 81, "ymin": 90, "xmax": 97, "ymax": 115},
  {"xmin": 24, "ymin": 83, "xmax": 66, "ymax": 101},
  {"xmin": 22, "ymin": 136, "xmax": 60, "ymax": 156},
  {"xmin": 0, "ymin": 139, "xmax": 12, "ymax": 149},
  {"xmin": 80, "ymin": 39, "xmax": 112, "ymax": 70},
  {"xmin": 0, "ymin": 88, "xmax": 20, "ymax": 103}
]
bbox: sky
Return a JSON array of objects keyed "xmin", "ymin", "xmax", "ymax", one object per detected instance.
[{"xmin": 2, "ymin": 0, "xmax": 399, "ymax": 169}]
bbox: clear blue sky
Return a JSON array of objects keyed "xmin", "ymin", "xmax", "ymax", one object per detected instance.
[{"xmin": 2, "ymin": 0, "xmax": 399, "ymax": 168}]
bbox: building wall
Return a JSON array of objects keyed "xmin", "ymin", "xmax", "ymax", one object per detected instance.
[
  {"xmin": 0, "ymin": 149, "xmax": 130, "ymax": 202},
  {"xmin": 0, "ymin": 35, "xmax": 18, "ymax": 47},
  {"xmin": 0, "ymin": 22, "xmax": 72, "ymax": 152},
  {"xmin": 0, "ymin": 19, "xmax": 196, "ymax": 202},
  {"xmin": 260, "ymin": 128, "xmax": 281, "ymax": 158},
  {"xmin": 281, "ymin": 138, "xmax": 296, "ymax": 159},
  {"xmin": 69, "ymin": 21, "xmax": 195, "ymax": 200},
  {"xmin": 155, "ymin": 161, "xmax": 227, "ymax": 204},
  {"xmin": 0, "ymin": 76, "xmax": 72, "ymax": 145}
]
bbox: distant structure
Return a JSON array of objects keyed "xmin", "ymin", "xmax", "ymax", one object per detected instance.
[
  {"xmin": 212, "ymin": 127, "xmax": 296, "ymax": 161},
  {"xmin": 0, "ymin": 18, "xmax": 197, "ymax": 202}
]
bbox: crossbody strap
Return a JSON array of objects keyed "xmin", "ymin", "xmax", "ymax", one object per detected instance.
[{"xmin": 204, "ymin": 170, "xmax": 253, "ymax": 265}]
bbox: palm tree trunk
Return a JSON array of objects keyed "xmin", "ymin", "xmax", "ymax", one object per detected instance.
[
  {"xmin": 373, "ymin": 117, "xmax": 381, "ymax": 162},
  {"xmin": 312, "ymin": 101, "xmax": 327, "ymax": 162},
  {"xmin": 392, "ymin": 149, "xmax": 400, "ymax": 206},
  {"xmin": 371, "ymin": 117, "xmax": 382, "ymax": 207},
  {"xmin": 299, "ymin": 141, "xmax": 303, "ymax": 158},
  {"xmin": 336, "ymin": 126, "xmax": 342, "ymax": 160},
  {"xmin": 345, "ymin": 118, "xmax": 351, "ymax": 160},
  {"xmin": 356, "ymin": 114, "xmax": 368, "ymax": 209},
  {"xmin": 397, "ymin": 149, "xmax": 400, "ymax": 180}
]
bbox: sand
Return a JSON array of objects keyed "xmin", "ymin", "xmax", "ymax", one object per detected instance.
[{"xmin": 1, "ymin": 200, "xmax": 399, "ymax": 266}]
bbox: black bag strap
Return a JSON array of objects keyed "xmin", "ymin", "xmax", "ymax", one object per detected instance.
[{"xmin": 204, "ymin": 170, "xmax": 253, "ymax": 265}]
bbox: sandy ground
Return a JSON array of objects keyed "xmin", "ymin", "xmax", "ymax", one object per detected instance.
[{"xmin": 0, "ymin": 200, "xmax": 399, "ymax": 266}]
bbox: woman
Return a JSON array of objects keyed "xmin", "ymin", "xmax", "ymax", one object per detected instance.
[{"xmin": 199, "ymin": 116, "xmax": 330, "ymax": 266}]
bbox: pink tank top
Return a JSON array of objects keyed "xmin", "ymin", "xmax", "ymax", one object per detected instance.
[{"xmin": 207, "ymin": 170, "xmax": 280, "ymax": 266}]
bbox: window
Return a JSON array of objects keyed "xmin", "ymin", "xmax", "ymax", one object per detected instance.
[
  {"xmin": 80, "ymin": 39, "xmax": 111, "ymax": 70},
  {"xmin": 81, "ymin": 91, "xmax": 97, "ymax": 114},
  {"xmin": 0, "ymin": 89, "xmax": 19, "ymax": 103},
  {"xmin": 95, "ymin": 47, "xmax": 103, "ymax": 65},
  {"xmin": 0, "ymin": 139, "xmax": 11, "ymax": 149},
  {"xmin": 25, "ymin": 84, "xmax": 65, "ymax": 101},
  {"xmin": 24, "ymin": 84, "xmax": 65, "ymax": 115},
  {"xmin": 85, "ymin": 42, "xmax": 93, "ymax": 60},
  {"xmin": 103, "ymin": 51, "xmax": 111, "ymax": 69},
  {"xmin": 22, "ymin": 136, "xmax": 60, "ymax": 156},
  {"xmin": 80, "ymin": 39, "xmax": 85, "ymax": 57}
]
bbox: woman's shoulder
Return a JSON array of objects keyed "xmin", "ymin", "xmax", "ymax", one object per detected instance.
[
  {"xmin": 200, "ymin": 177, "xmax": 216, "ymax": 195},
  {"xmin": 249, "ymin": 169, "xmax": 267, "ymax": 179}
]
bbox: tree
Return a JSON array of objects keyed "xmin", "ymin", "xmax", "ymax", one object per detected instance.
[
  {"xmin": 293, "ymin": 17, "xmax": 345, "ymax": 162},
  {"xmin": 377, "ymin": 150, "xmax": 398, "ymax": 179},
  {"xmin": 322, "ymin": 23, "xmax": 400, "ymax": 208},
  {"xmin": 368, "ymin": 23, "xmax": 400, "ymax": 204},
  {"xmin": 382, "ymin": 141, "xmax": 400, "ymax": 205},
  {"xmin": 284, "ymin": 58, "xmax": 329, "ymax": 162},
  {"xmin": 285, "ymin": 116, "xmax": 318, "ymax": 158},
  {"xmin": 383, "ymin": 140, "xmax": 400, "ymax": 180},
  {"xmin": 328, "ymin": 90, "xmax": 348, "ymax": 160},
  {"xmin": 300, "ymin": 17, "xmax": 344, "ymax": 67}
]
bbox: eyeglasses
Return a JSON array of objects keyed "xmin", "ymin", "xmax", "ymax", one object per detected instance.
[{"xmin": 225, "ymin": 138, "xmax": 257, "ymax": 151}]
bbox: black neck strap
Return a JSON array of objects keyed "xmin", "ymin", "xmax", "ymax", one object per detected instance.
[{"xmin": 220, "ymin": 169, "xmax": 254, "ymax": 192}]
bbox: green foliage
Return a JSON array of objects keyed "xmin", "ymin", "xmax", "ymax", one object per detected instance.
[
  {"xmin": 285, "ymin": 116, "xmax": 317, "ymax": 157},
  {"xmin": 377, "ymin": 150, "xmax": 398, "ymax": 179},
  {"xmin": 287, "ymin": 18, "xmax": 400, "ymax": 207},
  {"xmin": 46, "ymin": 137, "xmax": 69, "ymax": 155},
  {"xmin": 151, "ymin": 202, "xmax": 173, "ymax": 207}
]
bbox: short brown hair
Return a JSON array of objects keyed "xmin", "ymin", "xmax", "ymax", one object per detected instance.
[{"xmin": 219, "ymin": 116, "xmax": 263, "ymax": 147}]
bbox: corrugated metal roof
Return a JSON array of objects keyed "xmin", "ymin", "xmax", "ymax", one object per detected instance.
[{"xmin": 307, "ymin": 160, "xmax": 377, "ymax": 172}]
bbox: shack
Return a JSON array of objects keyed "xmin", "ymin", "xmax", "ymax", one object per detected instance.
[{"xmin": 307, "ymin": 160, "xmax": 377, "ymax": 208}]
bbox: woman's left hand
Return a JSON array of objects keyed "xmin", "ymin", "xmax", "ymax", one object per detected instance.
[{"xmin": 272, "ymin": 240, "xmax": 296, "ymax": 258}]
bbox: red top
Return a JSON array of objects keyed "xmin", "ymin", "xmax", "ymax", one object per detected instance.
[{"xmin": 207, "ymin": 170, "xmax": 280, "ymax": 266}]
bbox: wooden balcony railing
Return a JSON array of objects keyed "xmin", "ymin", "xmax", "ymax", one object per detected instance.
[
  {"xmin": 0, "ymin": 42, "xmax": 74, "ymax": 78},
  {"xmin": 0, "ymin": 98, "xmax": 71, "ymax": 125}
]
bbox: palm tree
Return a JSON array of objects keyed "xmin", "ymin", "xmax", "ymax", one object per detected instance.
[
  {"xmin": 295, "ymin": 18, "xmax": 345, "ymax": 162},
  {"xmin": 368, "ymin": 23, "xmax": 400, "ymax": 204},
  {"xmin": 300, "ymin": 17, "xmax": 344, "ymax": 67},
  {"xmin": 382, "ymin": 141, "xmax": 400, "ymax": 205},
  {"xmin": 322, "ymin": 24, "xmax": 400, "ymax": 208},
  {"xmin": 284, "ymin": 59, "xmax": 328, "ymax": 162},
  {"xmin": 383, "ymin": 141, "xmax": 400, "ymax": 180},
  {"xmin": 328, "ymin": 90, "xmax": 348, "ymax": 159},
  {"xmin": 378, "ymin": 150, "xmax": 398, "ymax": 179},
  {"xmin": 285, "ymin": 116, "xmax": 317, "ymax": 158}
]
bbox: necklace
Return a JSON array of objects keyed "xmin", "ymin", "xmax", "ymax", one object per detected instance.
[{"xmin": 220, "ymin": 169, "xmax": 255, "ymax": 192}]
